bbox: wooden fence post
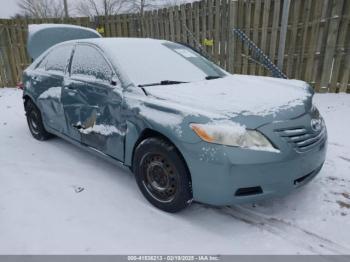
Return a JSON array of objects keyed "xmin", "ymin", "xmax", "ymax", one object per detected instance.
[
  {"xmin": 259, "ymin": 0, "xmax": 271, "ymax": 76},
  {"xmin": 251, "ymin": 0, "xmax": 261, "ymax": 75},
  {"xmin": 277, "ymin": 0, "xmax": 291, "ymax": 71},
  {"xmin": 0, "ymin": 21, "xmax": 12, "ymax": 87},
  {"xmin": 228, "ymin": 0, "xmax": 238, "ymax": 73},
  {"xmin": 337, "ymin": 0, "xmax": 350, "ymax": 93},
  {"xmin": 319, "ymin": 0, "xmax": 344, "ymax": 92},
  {"xmin": 269, "ymin": 0, "xmax": 281, "ymax": 65},
  {"xmin": 3, "ymin": 20, "xmax": 17, "ymax": 86}
]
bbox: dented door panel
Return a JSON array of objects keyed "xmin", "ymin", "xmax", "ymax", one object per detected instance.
[
  {"xmin": 61, "ymin": 43, "xmax": 125, "ymax": 161},
  {"xmin": 80, "ymin": 82, "xmax": 125, "ymax": 161},
  {"xmin": 31, "ymin": 72, "xmax": 67, "ymax": 133},
  {"xmin": 61, "ymin": 79, "xmax": 87, "ymax": 141},
  {"xmin": 62, "ymin": 78, "xmax": 125, "ymax": 161}
]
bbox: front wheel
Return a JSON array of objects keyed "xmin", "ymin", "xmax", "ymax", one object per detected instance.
[{"xmin": 133, "ymin": 137, "xmax": 192, "ymax": 213}]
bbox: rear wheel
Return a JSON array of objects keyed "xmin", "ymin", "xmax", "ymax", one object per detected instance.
[
  {"xmin": 133, "ymin": 137, "xmax": 192, "ymax": 213},
  {"xmin": 25, "ymin": 99, "xmax": 53, "ymax": 141}
]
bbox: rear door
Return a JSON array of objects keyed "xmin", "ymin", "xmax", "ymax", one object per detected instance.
[
  {"xmin": 61, "ymin": 44, "xmax": 125, "ymax": 161},
  {"xmin": 33, "ymin": 43, "xmax": 73, "ymax": 133}
]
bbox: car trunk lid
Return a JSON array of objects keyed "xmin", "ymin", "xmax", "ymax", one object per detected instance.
[{"xmin": 27, "ymin": 24, "xmax": 101, "ymax": 60}]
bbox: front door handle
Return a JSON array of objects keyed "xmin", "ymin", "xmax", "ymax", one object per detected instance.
[{"xmin": 73, "ymin": 123, "xmax": 84, "ymax": 129}]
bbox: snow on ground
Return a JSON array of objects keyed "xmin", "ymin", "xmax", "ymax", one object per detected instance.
[{"xmin": 0, "ymin": 88, "xmax": 349, "ymax": 255}]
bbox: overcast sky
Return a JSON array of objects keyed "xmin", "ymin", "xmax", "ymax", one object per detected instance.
[
  {"xmin": 0, "ymin": 0, "xmax": 195, "ymax": 18},
  {"xmin": 0, "ymin": 0, "xmax": 20, "ymax": 18}
]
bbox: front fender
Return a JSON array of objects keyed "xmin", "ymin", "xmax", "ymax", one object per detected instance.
[{"xmin": 123, "ymin": 119, "xmax": 195, "ymax": 169}]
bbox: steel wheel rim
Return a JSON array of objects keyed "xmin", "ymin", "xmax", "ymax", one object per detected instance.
[
  {"xmin": 141, "ymin": 153, "xmax": 178, "ymax": 203},
  {"xmin": 29, "ymin": 111, "xmax": 40, "ymax": 135}
]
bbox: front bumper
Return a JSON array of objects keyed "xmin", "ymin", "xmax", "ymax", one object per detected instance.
[{"xmin": 180, "ymin": 116, "xmax": 328, "ymax": 206}]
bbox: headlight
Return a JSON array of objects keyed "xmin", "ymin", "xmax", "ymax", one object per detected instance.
[{"xmin": 190, "ymin": 123, "xmax": 279, "ymax": 152}]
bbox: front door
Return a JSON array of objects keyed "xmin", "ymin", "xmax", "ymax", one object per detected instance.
[{"xmin": 61, "ymin": 44, "xmax": 125, "ymax": 161}]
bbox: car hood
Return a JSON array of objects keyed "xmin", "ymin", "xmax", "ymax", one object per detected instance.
[{"xmin": 144, "ymin": 74, "xmax": 313, "ymax": 129}]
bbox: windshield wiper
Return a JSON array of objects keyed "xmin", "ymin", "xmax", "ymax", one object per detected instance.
[
  {"xmin": 138, "ymin": 80, "xmax": 188, "ymax": 87},
  {"xmin": 205, "ymin": 75, "xmax": 222, "ymax": 80}
]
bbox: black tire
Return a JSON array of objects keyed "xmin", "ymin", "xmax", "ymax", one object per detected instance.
[
  {"xmin": 24, "ymin": 99, "xmax": 53, "ymax": 141},
  {"xmin": 133, "ymin": 137, "xmax": 192, "ymax": 213}
]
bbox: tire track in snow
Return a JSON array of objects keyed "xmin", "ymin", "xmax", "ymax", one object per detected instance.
[{"xmin": 201, "ymin": 204, "xmax": 350, "ymax": 255}]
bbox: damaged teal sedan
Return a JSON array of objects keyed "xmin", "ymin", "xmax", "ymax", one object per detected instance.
[{"xmin": 22, "ymin": 24, "xmax": 327, "ymax": 212}]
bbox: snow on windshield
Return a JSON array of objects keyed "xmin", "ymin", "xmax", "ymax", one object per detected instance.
[{"xmin": 99, "ymin": 38, "xmax": 224, "ymax": 86}]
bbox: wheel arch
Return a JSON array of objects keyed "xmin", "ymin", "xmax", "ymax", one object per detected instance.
[
  {"xmin": 23, "ymin": 94, "xmax": 36, "ymax": 110},
  {"xmin": 125, "ymin": 122, "xmax": 192, "ymax": 184}
]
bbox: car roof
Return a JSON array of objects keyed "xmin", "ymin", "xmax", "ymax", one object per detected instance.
[{"xmin": 70, "ymin": 37, "xmax": 170, "ymax": 46}]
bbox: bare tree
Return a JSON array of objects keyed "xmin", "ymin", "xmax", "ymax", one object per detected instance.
[
  {"xmin": 125, "ymin": 0, "xmax": 158, "ymax": 15},
  {"xmin": 18, "ymin": 0, "xmax": 65, "ymax": 18},
  {"xmin": 160, "ymin": 0, "xmax": 189, "ymax": 8},
  {"xmin": 75, "ymin": 0, "xmax": 192, "ymax": 17},
  {"xmin": 75, "ymin": 0, "xmax": 129, "ymax": 17},
  {"xmin": 63, "ymin": 0, "xmax": 69, "ymax": 17},
  {"xmin": 11, "ymin": 13, "xmax": 30, "ymax": 19},
  {"xmin": 124, "ymin": 0, "xmax": 190, "ymax": 15}
]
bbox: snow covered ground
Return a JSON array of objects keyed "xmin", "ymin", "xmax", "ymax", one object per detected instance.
[{"xmin": 0, "ymin": 87, "xmax": 349, "ymax": 255}]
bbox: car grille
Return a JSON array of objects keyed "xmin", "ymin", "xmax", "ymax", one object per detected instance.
[{"xmin": 275, "ymin": 125, "xmax": 327, "ymax": 152}]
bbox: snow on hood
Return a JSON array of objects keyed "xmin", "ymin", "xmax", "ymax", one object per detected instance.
[{"xmin": 144, "ymin": 75, "xmax": 312, "ymax": 119}]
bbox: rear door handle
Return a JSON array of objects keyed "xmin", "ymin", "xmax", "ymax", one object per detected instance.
[
  {"xmin": 32, "ymin": 76, "xmax": 39, "ymax": 83},
  {"xmin": 64, "ymin": 86, "xmax": 76, "ymax": 90},
  {"xmin": 64, "ymin": 86, "xmax": 77, "ymax": 96}
]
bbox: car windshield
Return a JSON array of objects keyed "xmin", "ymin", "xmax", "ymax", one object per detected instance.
[{"xmin": 103, "ymin": 40, "xmax": 227, "ymax": 86}]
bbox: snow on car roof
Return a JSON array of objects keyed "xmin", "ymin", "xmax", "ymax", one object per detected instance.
[
  {"xmin": 83, "ymin": 37, "xmax": 167, "ymax": 44},
  {"xmin": 72, "ymin": 37, "xmax": 170, "ymax": 49}
]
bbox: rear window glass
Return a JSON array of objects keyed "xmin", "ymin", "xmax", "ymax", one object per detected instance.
[{"xmin": 37, "ymin": 44, "xmax": 73, "ymax": 74}]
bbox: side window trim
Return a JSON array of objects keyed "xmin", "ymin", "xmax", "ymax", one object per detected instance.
[
  {"xmin": 35, "ymin": 50, "xmax": 51, "ymax": 70},
  {"xmin": 66, "ymin": 44, "xmax": 76, "ymax": 77},
  {"xmin": 64, "ymin": 44, "xmax": 75, "ymax": 76}
]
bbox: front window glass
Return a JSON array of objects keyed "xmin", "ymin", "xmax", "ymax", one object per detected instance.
[{"xmin": 71, "ymin": 45, "xmax": 113, "ymax": 82}]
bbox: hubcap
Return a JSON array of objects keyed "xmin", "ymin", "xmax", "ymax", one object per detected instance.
[{"xmin": 141, "ymin": 153, "xmax": 178, "ymax": 203}]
